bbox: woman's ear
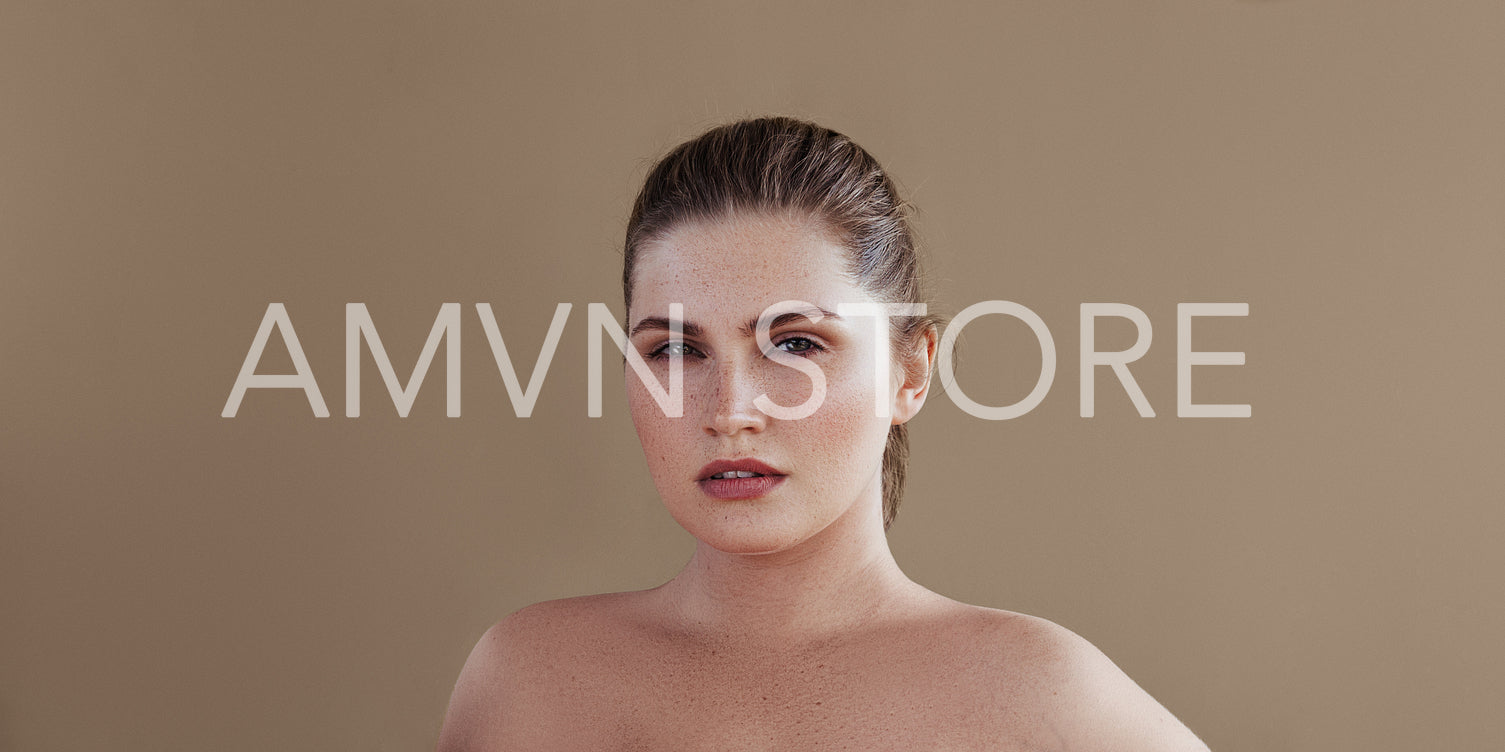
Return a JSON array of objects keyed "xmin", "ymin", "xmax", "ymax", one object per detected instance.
[{"xmin": 891, "ymin": 325, "xmax": 938, "ymax": 425}]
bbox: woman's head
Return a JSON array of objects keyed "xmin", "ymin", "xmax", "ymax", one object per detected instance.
[{"xmin": 623, "ymin": 116, "xmax": 939, "ymax": 533}]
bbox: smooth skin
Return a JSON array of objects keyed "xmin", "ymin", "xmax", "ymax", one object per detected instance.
[{"xmin": 437, "ymin": 212, "xmax": 1209, "ymax": 751}]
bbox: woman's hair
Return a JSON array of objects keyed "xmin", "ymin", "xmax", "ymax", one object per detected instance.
[{"xmin": 623, "ymin": 116, "xmax": 941, "ymax": 530}]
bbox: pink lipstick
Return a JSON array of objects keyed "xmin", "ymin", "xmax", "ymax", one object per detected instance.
[{"xmin": 696, "ymin": 458, "xmax": 786, "ymax": 500}]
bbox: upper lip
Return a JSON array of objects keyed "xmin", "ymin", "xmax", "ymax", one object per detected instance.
[{"xmin": 696, "ymin": 458, "xmax": 786, "ymax": 481}]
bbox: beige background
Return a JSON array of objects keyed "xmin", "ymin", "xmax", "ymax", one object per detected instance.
[{"xmin": 3, "ymin": 2, "xmax": 1501, "ymax": 750}]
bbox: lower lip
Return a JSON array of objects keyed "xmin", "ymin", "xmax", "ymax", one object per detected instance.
[{"xmin": 698, "ymin": 475, "xmax": 786, "ymax": 500}]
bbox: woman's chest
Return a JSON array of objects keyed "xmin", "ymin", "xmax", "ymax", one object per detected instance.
[{"xmin": 570, "ymin": 640, "xmax": 1046, "ymax": 751}]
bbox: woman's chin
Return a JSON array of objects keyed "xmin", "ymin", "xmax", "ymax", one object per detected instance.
[{"xmin": 670, "ymin": 505, "xmax": 820, "ymax": 556}]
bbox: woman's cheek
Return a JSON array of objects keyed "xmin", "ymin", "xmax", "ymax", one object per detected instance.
[
  {"xmin": 747, "ymin": 358, "xmax": 810, "ymax": 413},
  {"xmin": 819, "ymin": 354, "xmax": 881, "ymax": 416},
  {"xmin": 627, "ymin": 380, "xmax": 679, "ymax": 472}
]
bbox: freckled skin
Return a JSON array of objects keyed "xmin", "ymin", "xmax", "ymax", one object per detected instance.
[
  {"xmin": 435, "ymin": 212, "xmax": 1209, "ymax": 752},
  {"xmin": 626, "ymin": 212, "xmax": 894, "ymax": 556}
]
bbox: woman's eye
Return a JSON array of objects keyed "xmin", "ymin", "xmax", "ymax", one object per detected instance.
[
  {"xmin": 648, "ymin": 341, "xmax": 699, "ymax": 359},
  {"xmin": 774, "ymin": 337, "xmax": 822, "ymax": 356}
]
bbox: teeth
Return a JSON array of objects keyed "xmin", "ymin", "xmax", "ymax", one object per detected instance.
[{"xmin": 712, "ymin": 470, "xmax": 764, "ymax": 479}]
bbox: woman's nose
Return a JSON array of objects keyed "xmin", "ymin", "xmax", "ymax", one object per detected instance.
[{"xmin": 705, "ymin": 359, "xmax": 767, "ymax": 436}]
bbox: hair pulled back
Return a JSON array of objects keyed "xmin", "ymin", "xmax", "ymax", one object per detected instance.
[{"xmin": 623, "ymin": 116, "xmax": 939, "ymax": 529}]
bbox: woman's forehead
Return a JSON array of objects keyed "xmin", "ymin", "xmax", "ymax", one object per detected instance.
[{"xmin": 629, "ymin": 212, "xmax": 869, "ymax": 321}]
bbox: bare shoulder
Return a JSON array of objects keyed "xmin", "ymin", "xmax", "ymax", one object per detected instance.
[
  {"xmin": 490, "ymin": 591, "xmax": 641, "ymax": 647},
  {"xmin": 434, "ymin": 593, "xmax": 645, "ymax": 752},
  {"xmin": 463, "ymin": 593, "xmax": 639, "ymax": 682},
  {"xmin": 944, "ymin": 605, "xmax": 1210, "ymax": 751}
]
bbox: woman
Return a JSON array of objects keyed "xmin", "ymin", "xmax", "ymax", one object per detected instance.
[{"xmin": 437, "ymin": 117, "xmax": 1208, "ymax": 751}]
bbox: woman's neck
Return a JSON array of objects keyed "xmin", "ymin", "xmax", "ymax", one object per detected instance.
[{"xmin": 653, "ymin": 496, "xmax": 931, "ymax": 648}]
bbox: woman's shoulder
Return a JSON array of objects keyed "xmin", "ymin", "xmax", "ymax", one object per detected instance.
[
  {"xmin": 492, "ymin": 591, "xmax": 644, "ymax": 636},
  {"xmin": 434, "ymin": 592, "xmax": 655, "ymax": 751},
  {"xmin": 936, "ymin": 603, "xmax": 1110, "ymax": 674},
  {"xmin": 933, "ymin": 602, "xmax": 1209, "ymax": 751},
  {"xmin": 469, "ymin": 591, "xmax": 656, "ymax": 668}
]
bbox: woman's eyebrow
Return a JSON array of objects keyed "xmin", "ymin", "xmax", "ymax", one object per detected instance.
[
  {"xmin": 629, "ymin": 317, "xmax": 703, "ymax": 339},
  {"xmin": 738, "ymin": 306, "xmax": 840, "ymax": 337}
]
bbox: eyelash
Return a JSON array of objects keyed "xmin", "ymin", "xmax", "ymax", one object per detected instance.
[
  {"xmin": 644, "ymin": 337, "xmax": 826, "ymax": 360},
  {"xmin": 645, "ymin": 341, "xmax": 702, "ymax": 360},
  {"xmin": 771, "ymin": 336, "xmax": 824, "ymax": 357}
]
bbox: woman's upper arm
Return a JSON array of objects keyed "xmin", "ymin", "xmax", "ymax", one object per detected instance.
[
  {"xmin": 435, "ymin": 602, "xmax": 581, "ymax": 751},
  {"xmin": 434, "ymin": 621, "xmax": 513, "ymax": 752},
  {"xmin": 1011, "ymin": 616, "xmax": 1210, "ymax": 751}
]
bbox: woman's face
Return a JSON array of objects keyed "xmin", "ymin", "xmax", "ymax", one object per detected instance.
[{"xmin": 625, "ymin": 212, "xmax": 916, "ymax": 555}]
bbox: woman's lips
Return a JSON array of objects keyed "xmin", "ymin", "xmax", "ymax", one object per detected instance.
[
  {"xmin": 698, "ymin": 475, "xmax": 785, "ymax": 500},
  {"xmin": 696, "ymin": 459, "xmax": 786, "ymax": 500}
]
